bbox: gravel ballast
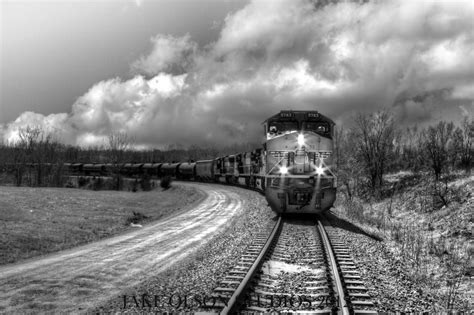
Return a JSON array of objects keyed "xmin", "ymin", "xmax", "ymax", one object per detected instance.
[{"xmin": 325, "ymin": 212, "xmax": 469, "ymax": 312}]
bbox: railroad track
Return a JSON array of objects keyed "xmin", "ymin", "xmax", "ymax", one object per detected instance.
[
  {"xmin": 321, "ymin": 219, "xmax": 378, "ymax": 314},
  {"xmin": 204, "ymin": 216, "xmax": 378, "ymax": 314}
]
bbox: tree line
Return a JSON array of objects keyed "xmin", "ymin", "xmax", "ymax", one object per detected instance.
[
  {"xmin": 334, "ymin": 110, "xmax": 473, "ymax": 201},
  {"xmin": 0, "ymin": 111, "xmax": 472, "ymax": 192},
  {"xmin": 0, "ymin": 128, "xmax": 258, "ymax": 186}
]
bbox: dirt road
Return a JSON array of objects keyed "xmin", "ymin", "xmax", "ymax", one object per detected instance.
[{"xmin": 0, "ymin": 183, "xmax": 243, "ymax": 313}]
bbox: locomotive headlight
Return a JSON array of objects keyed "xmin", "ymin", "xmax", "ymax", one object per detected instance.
[
  {"xmin": 315, "ymin": 166, "xmax": 325, "ymax": 175},
  {"xmin": 297, "ymin": 134, "xmax": 305, "ymax": 146},
  {"xmin": 279, "ymin": 166, "xmax": 288, "ymax": 175}
]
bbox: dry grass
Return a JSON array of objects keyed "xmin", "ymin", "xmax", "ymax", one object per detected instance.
[
  {"xmin": 0, "ymin": 185, "xmax": 204, "ymax": 265},
  {"xmin": 334, "ymin": 173, "xmax": 473, "ymax": 312}
]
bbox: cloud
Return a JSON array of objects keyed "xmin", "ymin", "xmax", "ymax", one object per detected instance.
[
  {"xmin": 1, "ymin": 112, "xmax": 74, "ymax": 145},
  {"xmin": 3, "ymin": 0, "xmax": 474, "ymax": 148},
  {"xmin": 131, "ymin": 34, "xmax": 197, "ymax": 76},
  {"xmin": 69, "ymin": 73, "xmax": 189, "ymax": 146},
  {"xmin": 459, "ymin": 103, "xmax": 474, "ymax": 118}
]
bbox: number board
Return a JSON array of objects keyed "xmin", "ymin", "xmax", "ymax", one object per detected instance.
[
  {"xmin": 270, "ymin": 151, "xmax": 290, "ymax": 158},
  {"xmin": 280, "ymin": 112, "xmax": 294, "ymax": 118},
  {"xmin": 316, "ymin": 151, "xmax": 332, "ymax": 159},
  {"xmin": 307, "ymin": 112, "xmax": 319, "ymax": 118}
]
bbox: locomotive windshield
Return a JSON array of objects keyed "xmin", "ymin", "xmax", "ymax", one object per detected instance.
[
  {"xmin": 265, "ymin": 111, "xmax": 335, "ymax": 140},
  {"xmin": 267, "ymin": 120, "xmax": 331, "ymax": 138},
  {"xmin": 268, "ymin": 121, "xmax": 298, "ymax": 136},
  {"xmin": 303, "ymin": 122, "xmax": 330, "ymax": 136}
]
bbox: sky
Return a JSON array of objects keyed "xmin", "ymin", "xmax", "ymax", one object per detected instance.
[{"xmin": 1, "ymin": 0, "xmax": 473, "ymax": 148}]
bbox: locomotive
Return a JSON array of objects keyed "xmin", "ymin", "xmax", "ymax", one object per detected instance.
[
  {"xmin": 5, "ymin": 110, "xmax": 337, "ymax": 214},
  {"xmin": 262, "ymin": 111, "xmax": 336, "ymax": 213}
]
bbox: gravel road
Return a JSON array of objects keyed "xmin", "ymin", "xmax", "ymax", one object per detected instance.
[{"xmin": 0, "ymin": 183, "xmax": 243, "ymax": 314}]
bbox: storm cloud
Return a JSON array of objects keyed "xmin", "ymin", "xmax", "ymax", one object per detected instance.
[{"xmin": 2, "ymin": 0, "xmax": 473, "ymax": 148}]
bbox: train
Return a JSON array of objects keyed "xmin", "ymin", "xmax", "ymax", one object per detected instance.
[{"xmin": 3, "ymin": 110, "xmax": 337, "ymax": 214}]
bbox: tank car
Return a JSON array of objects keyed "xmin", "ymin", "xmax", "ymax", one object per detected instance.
[
  {"xmin": 83, "ymin": 163, "xmax": 107, "ymax": 176},
  {"xmin": 263, "ymin": 110, "xmax": 337, "ymax": 214},
  {"xmin": 121, "ymin": 163, "xmax": 144, "ymax": 176},
  {"xmin": 142, "ymin": 163, "xmax": 162, "ymax": 177},
  {"xmin": 177, "ymin": 162, "xmax": 196, "ymax": 180},
  {"xmin": 161, "ymin": 162, "xmax": 180, "ymax": 178}
]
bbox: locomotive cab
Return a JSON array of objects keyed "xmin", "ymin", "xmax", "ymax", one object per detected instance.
[{"xmin": 263, "ymin": 110, "xmax": 337, "ymax": 214}]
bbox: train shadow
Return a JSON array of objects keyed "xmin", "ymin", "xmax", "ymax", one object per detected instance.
[
  {"xmin": 279, "ymin": 213, "xmax": 319, "ymax": 223},
  {"xmin": 323, "ymin": 211, "xmax": 383, "ymax": 242},
  {"xmin": 277, "ymin": 213, "xmax": 382, "ymax": 242}
]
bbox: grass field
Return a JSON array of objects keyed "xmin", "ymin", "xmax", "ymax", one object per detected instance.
[{"xmin": 0, "ymin": 184, "xmax": 204, "ymax": 265}]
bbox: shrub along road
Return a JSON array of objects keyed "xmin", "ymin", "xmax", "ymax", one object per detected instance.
[{"xmin": 0, "ymin": 183, "xmax": 243, "ymax": 313}]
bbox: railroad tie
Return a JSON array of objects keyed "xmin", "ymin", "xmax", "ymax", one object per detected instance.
[
  {"xmin": 351, "ymin": 300, "xmax": 375, "ymax": 306},
  {"xmin": 346, "ymin": 285, "xmax": 368, "ymax": 290},
  {"xmin": 214, "ymin": 287, "xmax": 235, "ymax": 293}
]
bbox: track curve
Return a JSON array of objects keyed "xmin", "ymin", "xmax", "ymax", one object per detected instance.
[{"xmin": 0, "ymin": 183, "xmax": 243, "ymax": 314}]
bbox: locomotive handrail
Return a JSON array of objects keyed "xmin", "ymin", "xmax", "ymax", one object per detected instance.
[{"xmin": 266, "ymin": 147, "xmax": 299, "ymax": 175}]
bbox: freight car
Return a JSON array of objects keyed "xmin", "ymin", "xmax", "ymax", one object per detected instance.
[{"xmin": 177, "ymin": 162, "xmax": 196, "ymax": 180}]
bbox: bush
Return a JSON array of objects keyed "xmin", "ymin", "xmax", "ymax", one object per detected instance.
[
  {"xmin": 113, "ymin": 174, "xmax": 123, "ymax": 191},
  {"xmin": 140, "ymin": 174, "xmax": 152, "ymax": 191},
  {"xmin": 160, "ymin": 176, "xmax": 172, "ymax": 190},
  {"xmin": 125, "ymin": 211, "xmax": 150, "ymax": 225},
  {"xmin": 130, "ymin": 179, "xmax": 138, "ymax": 192},
  {"xmin": 93, "ymin": 177, "xmax": 103, "ymax": 191},
  {"xmin": 78, "ymin": 176, "xmax": 87, "ymax": 187}
]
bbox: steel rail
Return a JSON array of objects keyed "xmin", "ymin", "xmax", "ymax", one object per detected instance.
[
  {"xmin": 220, "ymin": 216, "xmax": 282, "ymax": 315},
  {"xmin": 317, "ymin": 220, "xmax": 350, "ymax": 315}
]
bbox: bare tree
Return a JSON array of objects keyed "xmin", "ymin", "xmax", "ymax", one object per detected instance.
[
  {"xmin": 334, "ymin": 126, "xmax": 363, "ymax": 200},
  {"xmin": 11, "ymin": 144, "xmax": 26, "ymax": 186},
  {"xmin": 108, "ymin": 131, "xmax": 133, "ymax": 163},
  {"xmin": 453, "ymin": 117, "xmax": 473, "ymax": 174},
  {"xmin": 352, "ymin": 110, "xmax": 396, "ymax": 194},
  {"xmin": 7, "ymin": 126, "xmax": 62, "ymax": 186},
  {"xmin": 107, "ymin": 131, "xmax": 134, "ymax": 190},
  {"xmin": 406, "ymin": 126, "xmax": 426, "ymax": 173},
  {"xmin": 18, "ymin": 126, "xmax": 62, "ymax": 186},
  {"xmin": 423, "ymin": 121, "xmax": 455, "ymax": 180}
]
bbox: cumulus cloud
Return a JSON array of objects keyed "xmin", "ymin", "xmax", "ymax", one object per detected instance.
[
  {"xmin": 131, "ymin": 34, "xmax": 197, "ymax": 76},
  {"xmin": 69, "ymin": 73, "xmax": 189, "ymax": 146},
  {"xmin": 2, "ymin": 0, "xmax": 473, "ymax": 148},
  {"xmin": 1, "ymin": 112, "xmax": 74, "ymax": 144}
]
